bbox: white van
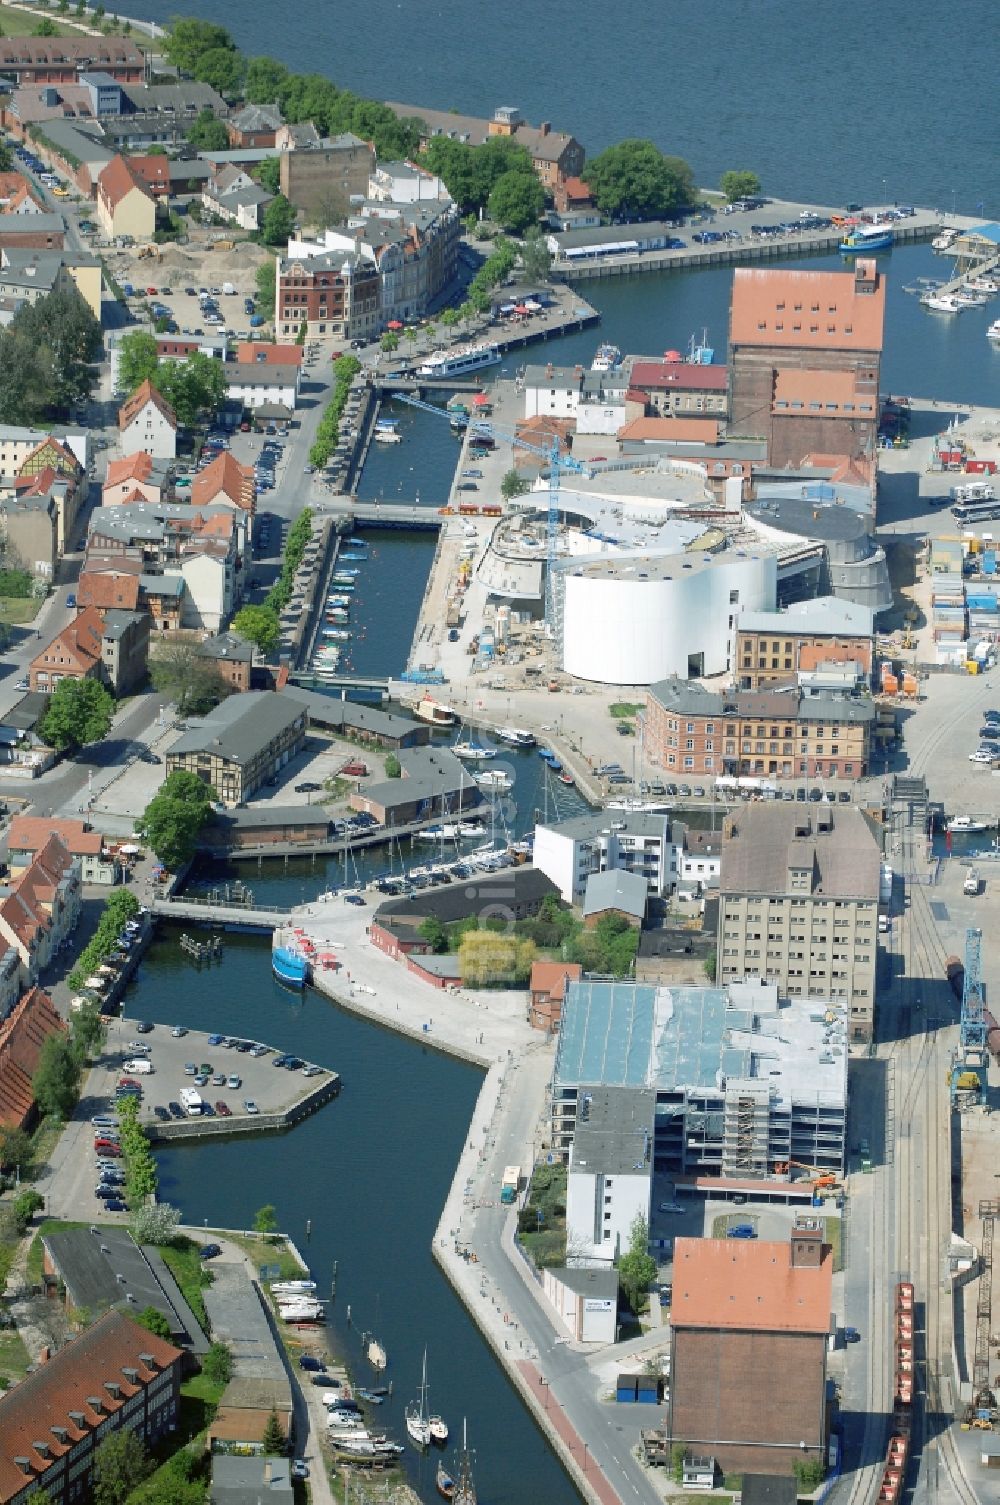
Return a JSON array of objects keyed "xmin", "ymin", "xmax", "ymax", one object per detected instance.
[{"xmin": 122, "ymin": 1058, "xmax": 154, "ymax": 1074}]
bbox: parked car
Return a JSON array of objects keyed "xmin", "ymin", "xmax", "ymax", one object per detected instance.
[
  {"xmin": 243, "ymin": 1099, "xmax": 259, "ymax": 1115},
  {"xmin": 167, "ymin": 1101, "xmax": 184, "ymax": 1119},
  {"xmin": 199, "ymin": 1243, "xmax": 222, "ymax": 1260},
  {"xmin": 215, "ymin": 1100, "xmax": 232, "ymax": 1117},
  {"xmin": 299, "ymin": 1355, "xmax": 324, "ymax": 1371}
]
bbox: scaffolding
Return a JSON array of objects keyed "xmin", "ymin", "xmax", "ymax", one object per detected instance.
[{"xmin": 974, "ymin": 1201, "xmax": 996, "ymax": 1410}]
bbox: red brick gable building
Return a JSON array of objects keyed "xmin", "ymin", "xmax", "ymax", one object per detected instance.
[{"xmin": 0, "ymin": 986, "xmax": 65, "ymax": 1128}]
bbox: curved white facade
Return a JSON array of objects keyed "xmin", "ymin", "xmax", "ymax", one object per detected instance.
[{"xmin": 559, "ymin": 550, "xmax": 777, "ymax": 685}]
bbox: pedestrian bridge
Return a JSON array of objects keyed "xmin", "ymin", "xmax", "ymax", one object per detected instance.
[
  {"xmin": 319, "ymin": 499, "xmax": 444, "ymax": 529},
  {"xmin": 150, "ymin": 896, "xmax": 291, "ymax": 931}
]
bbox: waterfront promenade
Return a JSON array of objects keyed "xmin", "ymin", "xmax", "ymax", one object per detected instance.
[{"xmin": 299, "ymin": 898, "xmax": 667, "ymax": 1505}]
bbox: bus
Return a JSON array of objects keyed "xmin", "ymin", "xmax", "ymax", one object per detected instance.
[{"xmin": 951, "ymin": 501, "xmax": 1000, "ymax": 525}]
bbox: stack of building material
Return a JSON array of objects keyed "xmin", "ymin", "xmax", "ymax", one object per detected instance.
[{"xmin": 931, "ymin": 572, "xmax": 967, "ymax": 651}]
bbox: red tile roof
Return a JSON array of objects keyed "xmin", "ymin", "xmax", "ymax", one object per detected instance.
[
  {"xmin": 0, "ymin": 1310, "xmax": 181, "ymax": 1500},
  {"xmin": 190, "ymin": 451, "xmax": 255, "ymax": 512},
  {"xmin": 118, "ymin": 379, "xmax": 176, "ymax": 433},
  {"xmin": 0, "ymin": 171, "xmax": 42, "ymax": 210},
  {"xmin": 0, "ymin": 986, "xmax": 64, "ymax": 1129},
  {"xmin": 77, "ymin": 570, "xmax": 141, "ymax": 611},
  {"xmin": 236, "ymin": 341, "xmax": 303, "ymax": 367},
  {"xmin": 730, "ymin": 266, "xmax": 885, "ymax": 352},
  {"xmin": 31, "ymin": 605, "xmax": 104, "ymax": 679},
  {"xmin": 671, "ymin": 1235, "xmax": 832, "ymax": 1334},
  {"xmin": 126, "ymin": 154, "xmax": 170, "ymax": 193},
  {"xmin": 529, "ymin": 960, "xmax": 582, "ymax": 1000},
  {"xmin": 105, "ymin": 451, "xmax": 154, "ymax": 487},
  {"xmin": 617, "ymin": 416, "xmax": 721, "ymax": 444},
  {"xmin": 772, "ymin": 368, "xmax": 874, "ymax": 412},
  {"xmin": 97, "ymin": 153, "xmax": 153, "ymax": 211},
  {"xmin": 630, "ymin": 360, "xmax": 729, "ymax": 391},
  {"xmin": 7, "ymin": 816, "xmax": 103, "ymax": 861}
]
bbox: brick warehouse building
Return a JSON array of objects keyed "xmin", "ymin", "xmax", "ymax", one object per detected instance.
[
  {"xmin": 0, "ymin": 1311, "xmax": 182, "ymax": 1504},
  {"xmin": 728, "ymin": 261, "xmax": 885, "ymax": 475},
  {"xmin": 666, "ymin": 1221, "xmax": 833, "ymax": 1475}
]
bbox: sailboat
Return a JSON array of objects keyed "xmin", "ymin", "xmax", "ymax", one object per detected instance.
[
  {"xmin": 406, "ymin": 1349, "xmax": 433, "ymax": 1448},
  {"xmin": 453, "ymin": 1418, "xmax": 477, "ymax": 1505}
]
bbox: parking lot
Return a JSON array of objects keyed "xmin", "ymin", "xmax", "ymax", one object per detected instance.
[{"xmin": 103, "ymin": 1017, "xmax": 333, "ymax": 1131}]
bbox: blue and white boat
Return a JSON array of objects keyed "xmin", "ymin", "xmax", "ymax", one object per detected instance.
[
  {"xmin": 272, "ymin": 933, "xmax": 308, "ymax": 989},
  {"xmin": 346, "ymin": 537, "xmax": 367, "ymax": 548},
  {"xmin": 840, "ymin": 223, "xmax": 893, "ymax": 254}
]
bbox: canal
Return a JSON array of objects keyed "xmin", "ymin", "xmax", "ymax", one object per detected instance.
[{"xmin": 129, "ymin": 931, "xmax": 583, "ymax": 1505}]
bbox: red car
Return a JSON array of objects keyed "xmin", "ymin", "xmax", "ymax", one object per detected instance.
[
  {"xmin": 94, "ymin": 1139, "xmax": 121, "ymax": 1156},
  {"xmin": 214, "ymin": 1100, "xmax": 232, "ymax": 1117},
  {"xmin": 145, "ymin": 285, "xmax": 157, "ymax": 295},
  {"xmin": 118, "ymin": 1077, "xmax": 141, "ymax": 1089}
]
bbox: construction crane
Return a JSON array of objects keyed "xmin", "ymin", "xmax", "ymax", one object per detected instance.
[
  {"xmin": 951, "ymin": 927, "xmax": 986, "ymax": 1105},
  {"xmin": 391, "ymin": 391, "xmax": 588, "ymax": 630},
  {"xmin": 773, "ymin": 1160, "xmax": 841, "ymax": 1190}
]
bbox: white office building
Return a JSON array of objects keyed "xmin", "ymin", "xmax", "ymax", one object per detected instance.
[
  {"xmin": 533, "ymin": 810, "xmax": 676, "ymax": 906},
  {"xmin": 565, "ymin": 1087, "xmax": 655, "ymax": 1264}
]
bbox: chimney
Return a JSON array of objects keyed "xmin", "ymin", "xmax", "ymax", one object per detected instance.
[
  {"xmin": 790, "ymin": 1217, "xmax": 824, "ymax": 1268},
  {"xmin": 540, "ymin": 121, "xmax": 551, "ymax": 136}
]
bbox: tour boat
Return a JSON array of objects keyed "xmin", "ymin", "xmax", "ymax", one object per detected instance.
[
  {"xmin": 946, "ymin": 815, "xmax": 991, "ymax": 834},
  {"xmin": 272, "ymin": 933, "xmax": 308, "ymax": 989},
  {"xmin": 416, "ymin": 342, "xmax": 501, "ymax": 380},
  {"xmin": 840, "ymin": 223, "xmax": 894, "ymax": 254},
  {"xmin": 496, "ymin": 726, "xmax": 536, "ymax": 748},
  {"xmin": 591, "ymin": 342, "xmax": 622, "ymax": 372},
  {"xmin": 413, "ymin": 696, "xmax": 457, "ymax": 728}
]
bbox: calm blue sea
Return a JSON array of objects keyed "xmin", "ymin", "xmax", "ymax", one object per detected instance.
[{"xmin": 124, "ymin": 0, "xmax": 998, "ymax": 214}]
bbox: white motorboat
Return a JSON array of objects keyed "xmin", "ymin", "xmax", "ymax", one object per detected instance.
[
  {"xmin": 412, "ymin": 696, "xmax": 458, "ymax": 728},
  {"xmin": 988, "ymin": 320, "xmax": 1000, "ymax": 342},
  {"xmin": 367, "ymin": 1336, "xmax": 388, "ymax": 1370},
  {"xmin": 452, "ymin": 740, "xmax": 497, "ymax": 761},
  {"xmin": 591, "ymin": 342, "xmax": 622, "ymax": 372},
  {"xmin": 429, "ymin": 1415, "xmax": 449, "ymax": 1445},
  {"xmin": 374, "ymin": 428, "xmax": 402, "ymax": 443},
  {"xmin": 476, "ymin": 769, "xmax": 512, "ymax": 792},
  {"xmin": 406, "ymin": 1349, "xmax": 433, "ymax": 1449},
  {"xmin": 921, "ymin": 293, "xmax": 963, "ymax": 312},
  {"xmin": 271, "ymin": 1280, "xmax": 317, "ymax": 1294},
  {"xmin": 946, "ymin": 815, "xmax": 991, "ymax": 834}
]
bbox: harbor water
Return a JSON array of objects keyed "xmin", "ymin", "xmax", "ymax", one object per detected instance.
[{"xmin": 128, "ymin": 936, "xmax": 581, "ymax": 1505}]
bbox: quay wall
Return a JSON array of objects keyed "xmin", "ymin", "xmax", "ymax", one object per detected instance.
[{"xmin": 144, "ymin": 1073, "xmax": 341, "ymax": 1142}]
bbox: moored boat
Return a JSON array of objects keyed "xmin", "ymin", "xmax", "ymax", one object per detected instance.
[
  {"xmin": 921, "ymin": 293, "xmax": 962, "ymax": 312},
  {"xmin": 416, "ymin": 342, "xmax": 500, "ymax": 380},
  {"xmin": 946, "ymin": 815, "xmax": 991, "ymax": 834},
  {"xmin": 475, "ymin": 769, "xmax": 512, "ymax": 791},
  {"xmin": 367, "ymin": 1336, "xmax": 388, "ymax": 1370},
  {"xmin": 413, "ymin": 696, "xmax": 458, "ymax": 728},
  {"xmin": 452, "ymin": 740, "xmax": 496, "ymax": 760},
  {"xmin": 840, "ymin": 223, "xmax": 894, "ymax": 254},
  {"xmin": 272, "ymin": 932, "xmax": 308, "ymax": 989},
  {"xmin": 496, "ymin": 726, "xmax": 536, "ymax": 748},
  {"xmin": 987, "ymin": 319, "xmax": 1000, "ymax": 341},
  {"xmin": 406, "ymin": 1349, "xmax": 433, "ymax": 1449},
  {"xmin": 437, "ymin": 1460, "xmax": 456, "ymax": 1500}
]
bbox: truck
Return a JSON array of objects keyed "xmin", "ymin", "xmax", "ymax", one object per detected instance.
[
  {"xmin": 964, "ymin": 867, "xmax": 981, "ymax": 896},
  {"xmin": 178, "ymin": 1087, "xmax": 203, "ymax": 1117},
  {"xmin": 222, "ymin": 281, "xmax": 236, "ymax": 295},
  {"xmin": 500, "ymin": 1165, "xmax": 520, "ymax": 1204}
]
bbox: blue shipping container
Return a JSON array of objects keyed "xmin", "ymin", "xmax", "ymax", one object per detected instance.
[{"xmin": 984, "ymin": 553, "xmax": 997, "ymax": 576}]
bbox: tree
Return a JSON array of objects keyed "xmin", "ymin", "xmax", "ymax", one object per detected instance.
[
  {"xmin": 136, "ymin": 1305, "xmax": 171, "ymax": 1339},
  {"xmin": 720, "ymin": 169, "xmax": 762, "ymax": 203},
  {"xmin": 92, "ymin": 1428, "xmax": 151, "ymax": 1505},
  {"xmin": 202, "ymin": 1341, "xmax": 234, "ymax": 1385},
  {"xmin": 0, "ymin": 1126, "xmax": 33, "ymax": 1176},
  {"xmin": 244, "ymin": 55, "xmax": 289, "ymax": 104},
  {"xmin": 257, "ymin": 157, "xmax": 281, "ymax": 195},
  {"xmin": 583, "ymin": 140, "xmax": 696, "ymax": 221},
  {"xmin": 32, "ymin": 1032, "xmax": 80, "ymax": 1120},
  {"xmin": 162, "ymin": 17, "xmax": 235, "ymax": 74},
  {"xmin": 458, "ymin": 931, "xmax": 535, "ymax": 986},
  {"xmin": 150, "ymin": 641, "xmax": 230, "ymax": 716},
  {"xmin": 40, "ymin": 678, "xmax": 114, "ymax": 751},
  {"xmin": 33, "ymin": 18, "xmax": 58, "ymax": 34},
  {"xmin": 794, "ymin": 1458, "xmax": 826, "ymax": 1490},
  {"xmin": 231, "ymin": 604, "xmax": 279, "ymax": 655},
  {"xmin": 154, "ymin": 352, "xmax": 227, "ymax": 426},
  {"xmin": 8, "ymin": 286, "xmax": 102, "ymax": 414},
  {"xmin": 254, "ymin": 1204, "xmax": 279, "ymax": 1236},
  {"xmin": 254, "ymin": 258, "xmax": 276, "ymax": 320},
  {"xmin": 520, "ymin": 226, "xmax": 552, "ymax": 283},
  {"xmin": 418, "ymin": 916, "xmax": 448, "ymax": 954},
  {"xmin": 487, "ymin": 170, "xmax": 545, "ymax": 235},
  {"xmin": 380, "ymin": 331, "xmax": 399, "ymax": 353},
  {"xmin": 703, "ymin": 948, "xmax": 717, "ymax": 982},
  {"xmin": 261, "ymin": 195, "xmax": 296, "ymax": 247},
  {"xmin": 186, "ymin": 108, "xmax": 229, "ymax": 152},
  {"xmin": 500, "ymin": 468, "xmax": 531, "ymax": 502},
  {"xmin": 11, "ymin": 1189, "xmax": 44, "ymax": 1233},
  {"xmin": 69, "ymin": 1001, "xmax": 105, "ymax": 1061},
  {"xmin": 138, "ymin": 770, "xmax": 215, "ymax": 872},
  {"xmin": 129, "ymin": 1202, "xmax": 180, "ymax": 1246},
  {"xmin": 384, "ymin": 752, "xmax": 401, "ymax": 778},
  {"xmin": 261, "ymin": 1408, "xmax": 285, "ymax": 1455},
  {"xmin": 193, "ymin": 46, "xmax": 245, "ymax": 98},
  {"xmin": 617, "ymin": 1214, "xmax": 657, "ymax": 1312},
  {"xmin": 115, "ymin": 330, "xmax": 158, "ymax": 395}
]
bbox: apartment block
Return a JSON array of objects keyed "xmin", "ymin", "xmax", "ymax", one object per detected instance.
[
  {"xmin": 735, "ymin": 596, "xmax": 874, "ymax": 690},
  {"xmin": 644, "ymin": 677, "xmax": 874, "ymax": 782},
  {"xmin": 718, "ymin": 803, "xmax": 881, "ymax": 1041}
]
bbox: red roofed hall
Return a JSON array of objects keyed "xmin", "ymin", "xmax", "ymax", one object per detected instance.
[
  {"xmin": 728, "ymin": 261, "xmax": 885, "ymax": 473},
  {"xmin": 665, "ymin": 1221, "xmax": 833, "ymax": 1475},
  {"xmin": 77, "ymin": 568, "xmax": 141, "ymax": 613},
  {"xmin": 0, "ymin": 986, "xmax": 65, "ymax": 1130},
  {"xmin": 236, "ymin": 341, "xmax": 304, "ymax": 368},
  {"xmin": 0, "ymin": 1310, "xmax": 182, "ymax": 1504}
]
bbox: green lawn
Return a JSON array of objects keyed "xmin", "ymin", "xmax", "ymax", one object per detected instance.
[
  {"xmin": 609, "ymin": 702, "xmax": 642, "ymax": 719},
  {"xmin": 218, "ymin": 1231, "xmax": 308, "ymax": 1283},
  {"xmin": 0, "ymin": 5, "xmax": 94, "ymax": 35},
  {"xmin": 822, "ymin": 1214, "xmax": 844, "ymax": 1272},
  {"xmin": 0, "ymin": 596, "xmax": 40, "ymax": 626},
  {"xmin": 159, "ymin": 1238, "xmax": 212, "ymax": 1333},
  {"xmin": 0, "ymin": 1327, "xmax": 32, "ymax": 1388}
]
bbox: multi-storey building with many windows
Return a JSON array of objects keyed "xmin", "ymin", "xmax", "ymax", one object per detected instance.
[{"xmin": 717, "ymin": 803, "xmax": 881, "ymax": 1041}]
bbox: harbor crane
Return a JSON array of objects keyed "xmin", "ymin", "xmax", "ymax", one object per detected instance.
[
  {"xmin": 391, "ymin": 391, "xmax": 588, "ymax": 630},
  {"xmin": 951, "ymin": 927, "xmax": 986, "ymax": 1105}
]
